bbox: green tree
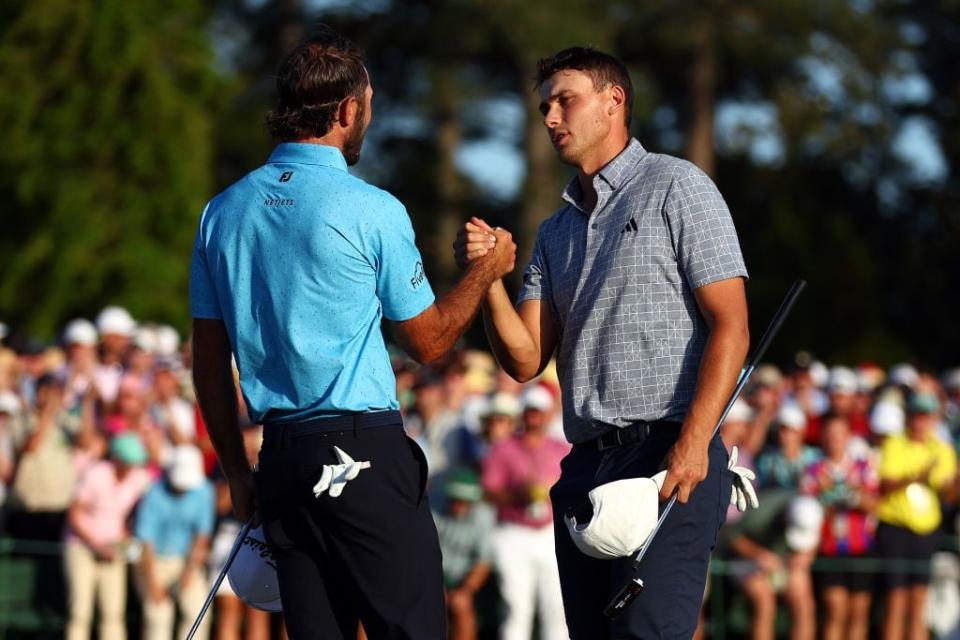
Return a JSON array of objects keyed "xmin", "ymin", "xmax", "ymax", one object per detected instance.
[{"xmin": 0, "ymin": 0, "xmax": 221, "ymax": 338}]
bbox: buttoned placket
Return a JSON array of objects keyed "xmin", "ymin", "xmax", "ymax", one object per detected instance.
[{"xmin": 569, "ymin": 175, "xmax": 618, "ymax": 311}]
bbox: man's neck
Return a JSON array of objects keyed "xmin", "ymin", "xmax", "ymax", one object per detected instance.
[
  {"xmin": 575, "ymin": 134, "xmax": 631, "ymax": 212},
  {"xmin": 296, "ymin": 135, "xmax": 345, "ymax": 153}
]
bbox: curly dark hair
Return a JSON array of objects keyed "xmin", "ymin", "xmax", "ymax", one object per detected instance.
[
  {"xmin": 265, "ymin": 27, "xmax": 368, "ymax": 142},
  {"xmin": 534, "ymin": 46, "xmax": 633, "ymax": 127}
]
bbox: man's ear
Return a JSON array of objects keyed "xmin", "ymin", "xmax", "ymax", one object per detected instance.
[
  {"xmin": 337, "ymin": 96, "xmax": 359, "ymax": 128},
  {"xmin": 608, "ymin": 85, "xmax": 626, "ymax": 119}
]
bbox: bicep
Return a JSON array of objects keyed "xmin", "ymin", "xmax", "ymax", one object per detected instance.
[{"xmin": 692, "ymin": 277, "xmax": 748, "ymax": 330}]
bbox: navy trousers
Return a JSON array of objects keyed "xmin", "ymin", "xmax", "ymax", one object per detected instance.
[
  {"xmin": 254, "ymin": 412, "xmax": 446, "ymax": 640},
  {"xmin": 550, "ymin": 423, "xmax": 732, "ymax": 639}
]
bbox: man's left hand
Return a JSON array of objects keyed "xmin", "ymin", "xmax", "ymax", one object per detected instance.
[{"xmin": 659, "ymin": 435, "xmax": 709, "ymax": 504}]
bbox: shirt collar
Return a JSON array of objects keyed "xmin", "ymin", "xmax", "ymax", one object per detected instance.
[
  {"xmin": 267, "ymin": 142, "xmax": 348, "ymax": 172},
  {"xmin": 561, "ymin": 138, "xmax": 647, "ymax": 212}
]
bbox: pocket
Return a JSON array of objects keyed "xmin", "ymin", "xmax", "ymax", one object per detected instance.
[{"xmin": 404, "ymin": 435, "xmax": 429, "ymax": 507}]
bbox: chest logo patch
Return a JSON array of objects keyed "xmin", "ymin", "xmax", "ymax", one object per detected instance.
[{"xmin": 279, "ymin": 171, "xmax": 293, "ymax": 183}]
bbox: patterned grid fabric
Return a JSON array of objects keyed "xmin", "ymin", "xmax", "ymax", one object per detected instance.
[{"xmin": 518, "ymin": 139, "xmax": 748, "ymax": 444}]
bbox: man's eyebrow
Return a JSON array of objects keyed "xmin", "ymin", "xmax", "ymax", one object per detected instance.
[{"xmin": 539, "ymin": 90, "xmax": 573, "ymax": 112}]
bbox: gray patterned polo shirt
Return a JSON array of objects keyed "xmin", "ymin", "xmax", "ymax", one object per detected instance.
[{"xmin": 518, "ymin": 139, "xmax": 748, "ymax": 444}]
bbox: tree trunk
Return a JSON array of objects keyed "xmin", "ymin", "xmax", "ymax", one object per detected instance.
[
  {"xmin": 430, "ymin": 65, "xmax": 463, "ymax": 289},
  {"xmin": 686, "ymin": 17, "xmax": 717, "ymax": 177}
]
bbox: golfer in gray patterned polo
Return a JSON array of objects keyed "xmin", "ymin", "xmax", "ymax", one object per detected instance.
[{"xmin": 455, "ymin": 47, "xmax": 750, "ymax": 638}]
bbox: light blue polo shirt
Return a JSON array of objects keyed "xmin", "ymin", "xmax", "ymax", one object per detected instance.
[
  {"xmin": 135, "ymin": 480, "xmax": 215, "ymax": 558},
  {"xmin": 190, "ymin": 143, "xmax": 435, "ymax": 423}
]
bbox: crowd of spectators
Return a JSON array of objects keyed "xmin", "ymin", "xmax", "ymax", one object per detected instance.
[{"xmin": 2, "ymin": 309, "xmax": 960, "ymax": 640}]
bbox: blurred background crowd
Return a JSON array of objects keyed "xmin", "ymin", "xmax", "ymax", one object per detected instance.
[{"xmin": 3, "ymin": 307, "xmax": 960, "ymax": 640}]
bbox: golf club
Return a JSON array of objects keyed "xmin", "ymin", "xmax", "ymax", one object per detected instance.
[
  {"xmin": 185, "ymin": 518, "xmax": 254, "ymax": 640},
  {"xmin": 604, "ymin": 279, "xmax": 807, "ymax": 619}
]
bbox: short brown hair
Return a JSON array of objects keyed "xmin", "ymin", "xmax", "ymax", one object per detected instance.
[
  {"xmin": 265, "ymin": 27, "xmax": 367, "ymax": 142},
  {"xmin": 535, "ymin": 47, "xmax": 634, "ymax": 127}
]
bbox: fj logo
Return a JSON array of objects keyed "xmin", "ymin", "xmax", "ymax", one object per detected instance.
[
  {"xmin": 279, "ymin": 171, "xmax": 293, "ymax": 183},
  {"xmin": 410, "ymin": 262, "xmax": 425, "ymax": 289}
]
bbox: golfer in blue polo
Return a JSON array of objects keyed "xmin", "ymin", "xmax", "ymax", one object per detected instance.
[{"xmin": 190, "ymin": 28, "xmax": 515, "ymax": 640}]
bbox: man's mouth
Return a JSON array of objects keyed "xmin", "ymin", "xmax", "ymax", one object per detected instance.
[{"xmin": 552, "ymin": 131, "xmax": 570, "ymax": 147}]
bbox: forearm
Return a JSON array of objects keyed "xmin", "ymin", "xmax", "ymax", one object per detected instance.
[
  {"xmin": 459, "ymin": 561, "xmax": 491, "ymax": 594},
  {"xmin": 193, "ymin": 361, "xmax": 247, "ymax": 482},
  {"xmin": 680, "ymin": 319, "xmax": 750, "ymax": 446},
  {"xmin": 184, "ymin": 535, "xmax": 209, "ymax": 577},
  {"xmin": 481, "ymin": 281, "xmax": 541, "ymax": 381}
]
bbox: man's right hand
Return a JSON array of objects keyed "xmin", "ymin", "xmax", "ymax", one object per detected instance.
[
  {"xmin": 455, "ymin": 217, "xmax": 515, "ymax": 279},
  {"xmin": 228, "ymin": 473, "xmax": 257, "ymax": 524}
]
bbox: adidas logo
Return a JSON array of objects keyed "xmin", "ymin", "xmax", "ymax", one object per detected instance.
[{"xmin": 620, "ymin": 217, "xmax": 638, "ymax": 234}]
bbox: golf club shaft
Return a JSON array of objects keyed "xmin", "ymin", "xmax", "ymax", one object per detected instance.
[
  {"xmin": 185, "ymin": 519, "xmax": 253, "ymax": 640},
  {"xmin": 606, "ymin": 279, "xmax": 806, "ymax": 617},
  {"xmin": 631, "ymin": 281, "xmax": 806, "ymax": 569}
]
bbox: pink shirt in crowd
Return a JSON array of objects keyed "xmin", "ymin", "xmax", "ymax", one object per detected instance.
[
  {"xmin": 65, "ymin": 460, "xmax": 151, "ymax": 549},
  {"xmin": 482, "ymin": 436, "xmax": 570, "ymax": 528}
]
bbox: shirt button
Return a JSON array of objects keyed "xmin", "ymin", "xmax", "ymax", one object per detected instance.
[{"xmin": 591, "ymin": 223, "xmax": 598, "ymax": 229}]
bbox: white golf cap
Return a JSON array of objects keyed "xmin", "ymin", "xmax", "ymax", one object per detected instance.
[
  {"xmin": 154, "ymin": 325, "xmax": 181, "ymax": 357},
  {"xmin": 167, "ymin": 445, "xmax": 206, "ymax": 492},
  {"xmin": 96, "ymin": 306, "xmax": 136, "ymax": 337},
  {"xmin": 870, "ymin": 400, "xmax": 905, "ymax": 436},
  {"xmin": 808, "ymin": 361, "xmax": 829, "ymax": 387},
  {"xmin": 828, "ymin": 366, "xmax": 858, "ymax": 394},
  {"xmin": 777, "ymin": 402, "xmax": 807, "ymax": 431},
  {"xmin": 133, "ymin": 326, "xmax": 158, "ymax": 352},
  {"xmin": 785, "ymin": 496, "xmax": 824, "ymax": 552},
  {"xmin": 62, "ymin": 319, "xmax": 98, "ymax": 347},
  {"xmin": 889, "ymin": 363, "xmax": 919, "ymax": 388},
  {"xmin": 521, "ymin": 385, "xmax": 554, "ymax": 412},
  {"xmin": 724, "ymin": 398, "xmax": 754, "ymax": 423},
  {"xmin": 228, "ymin": 525, "xmax": 283, "ymax": 612},
  {"xmin": 482, "ymin": 392, "xmax": 520, "ymax": 419},
  {"xmin": 0, "ymin": 391, "xmax": 21, "ymax": 416},
  {"xmin": 565, "ymin": 471, "xmax": 667, "ymax": 560}
]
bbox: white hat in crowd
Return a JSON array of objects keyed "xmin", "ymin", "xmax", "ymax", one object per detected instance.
[
  {"xmin": 62, "ymin": 319, "xmax": 98, "ymax": 347},
  {"xmin": 483, "ymin": 392, "xmax": 521, "ymax": 419},
  {"xmin": 725, "ymin": 398, "xmax": 754, "ymax": 423},
  {"xmin": 870, "ymin": 400, "xmax": 905, "ymax": 436},
  {"xmin": 228, "ymin": 526, "xmax": 283, "ymax": 612},
  {"xmin": 777, "ymin": 402, "xmax": 807, "ymax": 431},
  {"xmin": 522, "ymin": 385, "xmax": 554, "ymax": 412},
  {"xmin": 828, "ymin": 366, "xmax": 859, "ymax": 395},
  {"xmin": 154, "ymin": 325, "xmax": 181, "ymax": 357},
  {"xmin": 808, "ymin": 361, "xmax": 829, "ymax": 388},
  {"xmin": 565, "ymin": 470, "xmax": 668, "ymax": 559},
  {"xmin": 785, "ymin": 496, "xmax": 824, "ymax": 552},
  {"xmin": 96, "ymin": 306, "xmax": 136, "ymax": 337},
  {"xmin": 0, "ymin": 391, "xmax": 21, "ymax": 416},
  {"xmin": 168, "ymin": 445, "xmax": 206, "ymax": 492},
  {"xmin": 133, "ymin": 326, "xmax": 158, "ymax": 352},
  {"xmin": 889, "ymin": 363, "xmax": 919, "ymax": 388}
]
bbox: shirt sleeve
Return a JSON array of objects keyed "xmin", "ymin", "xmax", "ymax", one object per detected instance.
[
  {"xmin": 663, "ymin": 163, "xmax": 749, "ymax": 290},
  {"xmin": 371, "ymin": 198, "xmax": 435, "ymax": 321},
  {"xmin": 931, "ymin": 442, "xmax": 957, "ymax": 490},
  {"xmin": 517, "ymin": 228, "xmax": 552, "ymax": 305},
  {"xmin": 189, "ymin": 203, "xmax": 223, "ymax": 320},
  {"xmin": 877, "ymin": 437, "xmax": 902, "ymax": 480}
]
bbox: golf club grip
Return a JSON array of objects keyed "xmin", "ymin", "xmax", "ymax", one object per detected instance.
[
  {"xmin": 185, "ymin": 519, "xmax": 253, "ymax": 640},
  {"xmin": 745, "ymin": 279, "xmax": 806, "ymax": 371}
]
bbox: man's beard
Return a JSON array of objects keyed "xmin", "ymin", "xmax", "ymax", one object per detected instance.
[{"xmin": 343, "ymin": 102, "xmax": 367, "ymax": 166}]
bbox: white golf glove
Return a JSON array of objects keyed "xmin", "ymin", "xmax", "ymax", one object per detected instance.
[
  {"xmin": 728, "ymin": 445, "xmax": 759, "ymax": 512},
  {"xmin": 312, "ymin": 446, "xmax": 371, "ymax": 498}
]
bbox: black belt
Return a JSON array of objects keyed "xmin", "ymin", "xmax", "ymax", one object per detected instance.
[
  {"xmin": 263, "ymin": 410, "xmax": 402, "ymax": 448},
  {"xmin": 583, "ymin": 420, "xmax": 682, "ymax": 452}
]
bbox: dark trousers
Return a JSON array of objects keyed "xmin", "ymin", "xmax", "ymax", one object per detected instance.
[
  {"xmin": 550, "ymin": 424, "xmax": 731, "ymax": 640},
  {"xmin": 254, "ymin": 412, "xmax": 446, "ymax": 640}
]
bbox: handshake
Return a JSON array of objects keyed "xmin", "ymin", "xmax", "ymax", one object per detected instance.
[{"xmin": 452, "ymin": 216, "xmax": 517, "ymax": 280}]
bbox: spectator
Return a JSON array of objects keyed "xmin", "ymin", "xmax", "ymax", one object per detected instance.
[
  {"xmin": 134, "ymin": 444, "xmax": 215, "ymax": 640},
  {"xmin": 478, "ymin": 392, "xmax": 520, "ymax": 454},
  {"xmin": 94, "ymin": 306, "xmax": 136, "ymax": 406},
  {"xmin": 801, "ymin": 415, "xmax": 879, "ymax": 640},
  {"xmin": 432, "ymin": 468, "xmax": 495, "ymax": 640},
  {"xmin": 0, "ymin": 390, "xmax": 21, "ymax": 522},
  {"xmin": 6, "ymin": 373, "xmax": 77, "ymax": 540},
  {"xmin": 724, "ymin": 490, "xmax": 822, "ymax": 640},
  {"xmin": 151, "ymin": 360, "xmax": 197, "ymax": 445},
  {"xmin": 482, "ymin": 387, "xmax": 569, "ymax": 640},
  {"xmin": 60, "ymin": 318, "xmax": 99, "ymax": 411},
  {"xmin": 876, "ymin": 391, "xmax": 958, "ymax": 640},
  {"xmin": 756, "ymin": 403, "xmax": 822, "ymax": 491},
  {"xmin": 64, "ymin": 433, "xmax": 151, "ymax": 640},
  {"xmin": 406, "ymin": 370, "xmax": 468, "ymax": 479}
]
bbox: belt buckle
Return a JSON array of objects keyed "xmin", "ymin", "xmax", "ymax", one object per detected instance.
[{"xmin": 597, "ymin": 428, "xmax": 623, "ymax": 452}]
